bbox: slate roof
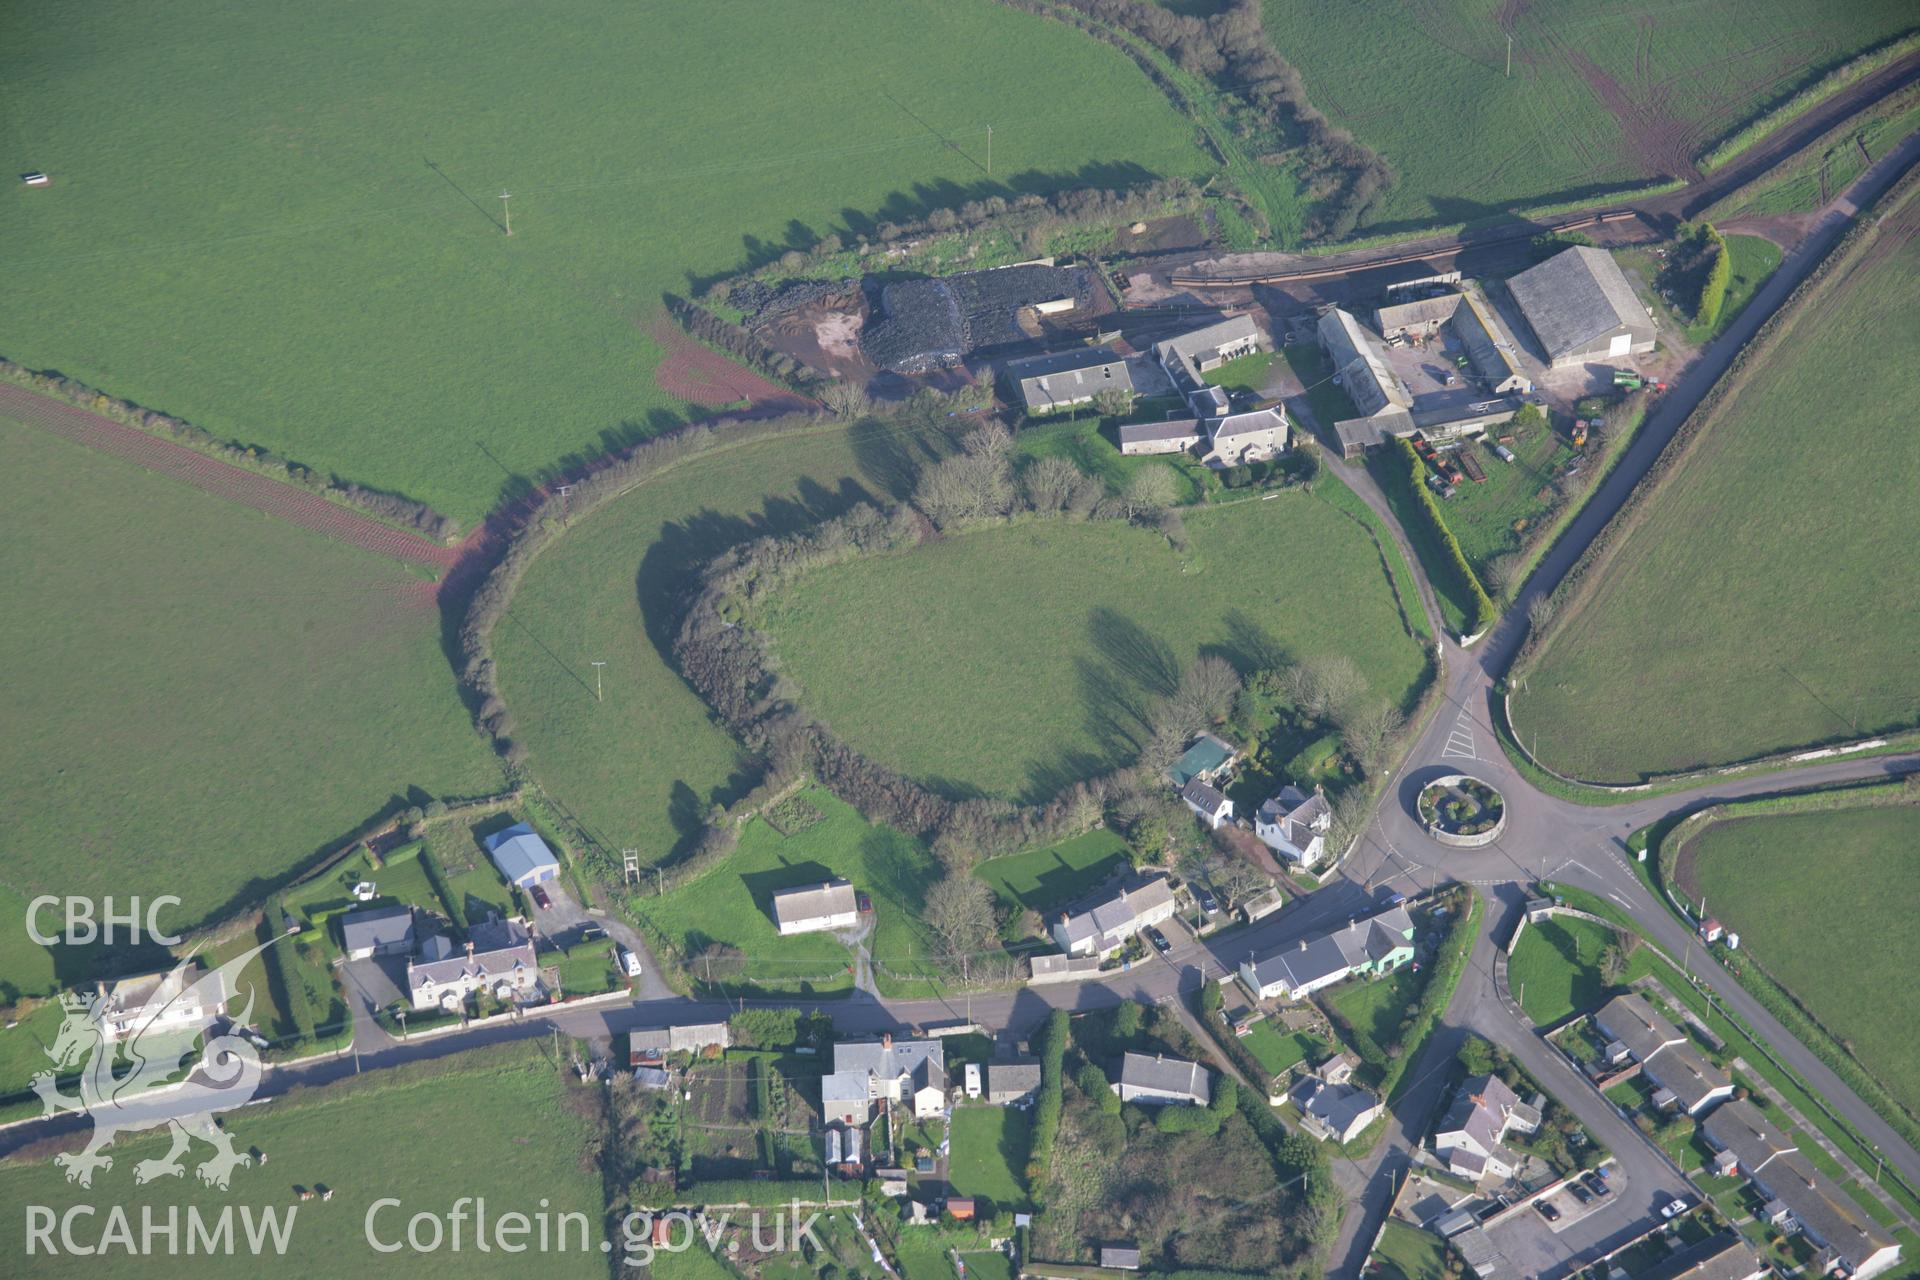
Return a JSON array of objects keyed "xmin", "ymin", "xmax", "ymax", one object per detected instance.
[
  {"xmin": 1055, "ymin": 874, "xmax": 1177, "ymax": 949},
  {"xmin": 1437, "ymin": 1073, "xmax": 1521, "ymax": 1155},
  {"xmin": 1209, "ymin": 407, "xmax": 1287, "ymax": 444},
  {"xmin": 483, "ymin": 822, "xmax": 560, "ymax": 884},
  {"xmin": 1637, "ymin": 1232, "xmax": 1768, "ymax": 1280},
  {"xmin": 1154, "ymin": 314, "xmax": 1260, "ymax": 387},
  {"xmin": 1118, "ymin": 417, "xmax": 1203, "ymax": 448},
  {"xmin": 1005, "ymin": 347, "xmax": 1137, "ymax": 411},
  {"xmin": 1292, "ymin": 1078, "xmax": 1382, "ymax": 1139},
  {"xmin": 406, "ymin": 917, "xmax": 536, "ymax": 996},
  {"xmin": 771, "ymin": 879, "xmax": 858, "ymax": 928},
  {"xmin": 1594, "ymin": 993, "xmax": 1730, "ymax": 1111},
  {"xmin": 832, "ymin": 1038, "xmax": 946, "ymax": 1094},
  {"xmin": 1256, "ymin": 784, "xmax": 1329, "ymax": 849},
  {"xmin": 986, "ymin": 1061, "xmax": 1042, "ymax": 1101},
  {"xmin": 1180, "ymin": 777, "xmax": 1231, "ymax": 817},
  {"xmin": 1506, "ymin": 246, "xmax": 1650, "ymax": 360},
  {"xmin": 1594, "ymin": 993, "xmax": 1683, "ymax": 1063},
  {"xmin": 340, "ymin": 904, "xmax": 415, "ymax": 954},
  {"xmin": 1245, "ymin": 905, "xmax": 1415, "ymax": 993},
  {"xmin": 1116, "ymin": 1051, "xmax": 1209, "ymax": 1103},
  {"xmin": 630, "ymin": 1023, "xmax": 731, "ymax": 1056},
  {"xmin": 1317, "ymin": 308, "xmax": 1411, "ymax": 416},
  {"xmin": 1704, "ymin": 1100, "xmax": 1895, "ymax": 1266}
]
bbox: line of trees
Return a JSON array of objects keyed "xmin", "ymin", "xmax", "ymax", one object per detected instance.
[
  {"xmin": 0, "ymin": 356, "xmax": 461, "ymax": 542},
  {"xmin": 661, "ymin": 293, "xmax": 826, "ymax": 394}
]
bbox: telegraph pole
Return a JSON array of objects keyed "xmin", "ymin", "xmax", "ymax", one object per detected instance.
[
  {"xmin": 1506, "ymin": 34, "xmax": 1513, "ymax": 78},
  {"xmin": 500, "ymin": 190, "xmax": 513, "ymax": 236},
  {"xmin": 591, "ymin": 661, "xmax": 607, "ymax": 702},
  {"xmin": 986, "ymin": 125, "xmax": 992, "ymax": 176}
]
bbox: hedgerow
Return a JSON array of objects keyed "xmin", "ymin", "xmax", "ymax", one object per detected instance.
[{"xmin": 1389, "ymin": 438, "xmax": 1497, "ymax": 635}]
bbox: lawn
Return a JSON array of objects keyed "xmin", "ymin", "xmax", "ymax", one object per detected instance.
[
  {"xmin": 1013, "ymin": 413, "xmax": 1209, "ymax": 505},
  {"xmin": 1373, "ymin": 1219, "xmax": 1451, "ymax": 1280},
  {"xmin": 947, "ymin": 1105, "xmax": 1033, "ymax": 1210},
  {"xmin": 760, "ymin": 490, "xmax": 1432, "ymax": 800},
  {"xmin": 1425, "ymin": 417, "xmax": 1573, "ymax": 579},
  {"xmin": 1508, "ymin": 915, "xmax": 1623, "ymax": 1025},
  {"xmin": 1260, "ymin": 0, "xmax": 1916, "ymax": 233},
  {"xmin": 1680, "ymin": 803, "xmax": 1920, "ymax": 1120},
  {"xmin": 0, "ymin": 1043, "xmax": 606, "ymax": 1277},
  {"xmin": 975, "ymin": 830, "xmax": 1132, "ymax": 914},
  {"xmin": 1327, "ymin": 968, "xmax": 1423, "ymax": 1068},
  {"xmin": 1240, "ymin": 1020, "xmax": 1330, "ymax": 1077},
  {"xmin": 0, "ymin": 413, "xmax": 500, "ymax": 934},
  {"xmin": 634, "ymin": 788, "xmax": 944, "ymax": 997},
  {"xmin": 1512, "ymin": 181, "xmax": 1920, "ymax": 780},
  {"xmin": 0, "ymin": 0, "xmax": 1210, "ymax": 524}
]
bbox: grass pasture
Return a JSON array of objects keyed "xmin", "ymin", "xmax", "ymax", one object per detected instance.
[
  {"xmin": 0, "ymin": 413, "xmax": 500, "ymax": 931},
  {"xmin": 947, "ymin": 1105, "xmax": 1033, "ymax": 1210},
  {"xmin": 1513, "ymin": 182, "xmax": 1920, "ymax": 780},
  {"xmin": 1714, "ymin": 88, "xmax": 1920, "ymax": 218},
  {"xmin": 975, "ymin": 830, "xmax": 1131, "ymax": 915},
  {"xmin": 1508, "ymin": 915, "xmax": 1622, "ymax": 1026},
  {"xmin": 0, "ymin": 1043, "xmax": 605, "ymax": 1278},
  {"xmin": 0, "ymin": 0, "xmax": 1210, "ymax": 523},
  {"xmin": 1259, "ymin": 0, "xmax": 1916, "ymax": 233},
  {"xmin": 760, "ymin": 492, "xmax": 1432, "ymax": 800},
  {"xmin": 1679, "ymin": 803, "xmax": 1920, "ymax": 1119}
]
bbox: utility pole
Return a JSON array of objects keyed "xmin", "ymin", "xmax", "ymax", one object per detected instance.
[
  {"xmin": 655, "ymin": 866, "xmax": 665, "ymax": 897},
  {"xmin": 986, "ymin": 125, "xmax": 992, "ymax": 176},
  {"xmin": 591, "ymin": 661, "xmax": 607, "ymax": 703},
  {"xmin": 500, "ymin": 190, "xmax": 513, "ymax": 236},
  {"xmin": 1506, "ymin": 33, "xmax": 1513, "ymax": 78}
]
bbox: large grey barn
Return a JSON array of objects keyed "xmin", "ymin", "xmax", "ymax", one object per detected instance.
[{"xmin": 1506, "ymin": 246, "xmax": 1656, "ymax": 367}]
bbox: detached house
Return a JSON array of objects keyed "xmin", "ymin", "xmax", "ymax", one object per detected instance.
[
  {"xmin": 1593, "ymin": 993, "xmax": 1733, "ymax": 1116},
  {"xmin": 406, "ymin": 917, "xmax": 539, "ymax": 1011},
  {"xmin": 1114, "ymin": 1052, "xmax": 1210, "ymax": 1106},
  {"xmin": 770, "ymin": 879, "xmax": 860, "ymax": 936},
  {"xmin": 1181, "ymin": 778, "xmax": 1234, "ymax": 829},
  {"xmin": 1239, "ymin": 905, "xmax": 1415, "ymax": 1001},
  {"xmin": 1255, "ymin": 784, "xmax": 1332, "ymax": 866},
  {"xmin": 1432, "ymin": 1074, "xmax": 1540, "ymax": 1182},
  {"xmin": 1289, "ymin": 1075, "xmax": 1384, "ymax": 1144},
  {"xmin": 820, "ymin": 1035, "xmax": 948, "ymax": 1126},
  {"xmin": 1050, "ymin": 874, "xmax": 1178, "ymax": 958},
  {"xmin": 93, "ymin": 962, "xmax": 227, "ymax": 1045}
]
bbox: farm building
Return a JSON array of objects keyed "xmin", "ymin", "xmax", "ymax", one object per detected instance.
[
  {"xmin": 340, "ymin": 904, "xmax": 416, "ymax": 960},
  {"xmin": 629, "ymin": 1022, "xmax": 731, "ymax": 1062},
  {"xmin": 1451, "ymin": 290, "xmax": 1533, "ymax": 394},
  {"xmin": 1703, "ymin": 1100, "xmax": 1900, "ymax": 1279},
  {"xmin": 1003, "ymin": 346, "xmax": 1136, "ymax": 414},
  {"xmin": 1374, "ymin": 292, "xmax": 1462, "ymax": 340},
  {"xmin": 1318, "ymin": 308, "xmax": 1411, "ymax": 418},
  {"xmin": 1154, "ymin": 314, "xmax": 1262, "ymax": 390},
  {"xmin": 1114, "ymin": 1052, "xmax": 1209, "ymax": 1106},
  {"xmin": 483, "ymin": 822, "xmax": 561, "ymax": 888},
  {"xmin": 770, "ymin": 879, "xmax": 860, "ymax": 935},
  {"xmin": 1117, "ymin": 417, "xmax": 1203, "ymax": 456},
  {"xmin": 1051, "ymin": 873, "xmax": 1178, "ymax": 957},
  {"xmin": 1506, "ymin": 246, "xmax": 1656, "ymax": 367},
  {"xmin": 859, "ymin": 263, "xmax": 1102, "ymax": 373}
]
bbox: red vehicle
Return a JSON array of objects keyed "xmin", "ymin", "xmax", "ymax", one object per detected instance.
[{"xmin": 530, "ymin": 885, "xmax": 552, "ymax": 910}]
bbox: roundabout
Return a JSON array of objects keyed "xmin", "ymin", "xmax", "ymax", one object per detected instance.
[{"xmin": 1415, "ymin": 772, "xmax": 1507, "ymax": 848}]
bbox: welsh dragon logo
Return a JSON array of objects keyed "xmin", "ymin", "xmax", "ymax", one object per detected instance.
[{"xmin": 32, "ymin": 939, "xmax": 277, "ymax": 1190}]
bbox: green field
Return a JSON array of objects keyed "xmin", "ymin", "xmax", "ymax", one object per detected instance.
[
  {"xmin": 947, "ymin": 1105, "xmax": 1033, "ymax": 1210},
  {"xmin": 1014, "ymin": 414, "xmax": 1209, "ymax": 505},
  {"xmin": 0, "ymin": 1044, "xmax": 605, "ymax": 1277},
  {"xmin": 975, "ymin": 830, "xmax": 1131, "ymax": 914},
  {"xmin": 1429, "ymin": 423, "xmax": 1573, "ymax": 580},
  {"xmin": 1715, "ymin": 88, "xmax": 1920, "ymax": 218},
  {"xmin": 1373, "ymin": 1220, "xmax": 1451, "ymax": 1280},
  {"xmin": 1261, "ymin": 0, "xmax": 1916, "ymax": 232},
  {"xmin": 0, "ymin": 415, "xmax": 499, "ymax": 937},
  {"xmin": 1513, "ymin": 186, "xmax": 1920, "ymax": 780},
  {"xmin": 760, "ymin": 493, "xmax": 1431, "ymax": 800},
  {"xmin": 635, "ymin": 788, "xmax": 942, "ymax": 995},
  {"xmin": 1508, "ymin": 915, "xmax": 1622, "ymax": 1025},
  {"xmin": 0, "ymin": 0, "xmax": 1210, "ymax": 523},
  {"xmin": 1682, "ymin": 803, "xmax": 1920, "ymax": 1118}
]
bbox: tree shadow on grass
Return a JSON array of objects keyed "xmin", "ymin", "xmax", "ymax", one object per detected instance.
[{"xmin": 1088, "ymin": 607, "xmax": 1179, "ymax": 700}]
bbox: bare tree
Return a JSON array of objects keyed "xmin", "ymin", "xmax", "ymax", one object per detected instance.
[
  {"xmin": 1092, "ymin": 387, "xmax": 1135, "ymax": 419},
  {"xmin": 1123, "ymin": 463, "xmax": 1180, "ymax": 519},
  {"xmin": 1021, "ymin": 454, "xmax": 1083, "ymax": 514},
  {"xmin": 1171, "ymin": 655, "xmax": 1242, "ymax": 729},
  {"xmin": 820, "ymin": 379, "xmax": 871, "ymax": 420},
  {"xmin": 924, "ymin": 875, "xmax": 998, "ymax": 978},
  {"xmin": 1527, "ymin": 593, "xmax": 1558, "ymax": 631},
  {"xmin": 1325, "ymin": 789, "xmax": 1372, "ymax": 860},
  {"xmin": 1283, "ymin": 654, "xmax": 1366, "ymax": 722},
  {"xmin": 915, "ymin": 442, "xmax": 1013, "ymax": 529},
  {"xmin": 1341, "ymin": 699, "xmax": 1405, "ymax": 772},
  {"xmin": 1485, "ymin": 551, "xmax": 1524, "ymax": 600}
]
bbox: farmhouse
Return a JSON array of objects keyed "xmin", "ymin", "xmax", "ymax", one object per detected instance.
[
  {"xmin": 340, "ymin": 904, "xmax": 416, "ymax": 961},
  {"xmin": 1207, "ymin": 408, "xmax": 1288, "ymax": 465},
  {"xmin": 1432, "ymin": 1073, "xmax": 1540, "ymax": 1181},
  {"xmin": 1507, "ymin": 246, "xmax": 1656, "ymax": 367},
  {"xmin": 1114, "ymin": 1051, "xmax": 1210, "ymax": 1106},
  {"xmin": 1003, "ymin": 346, "xmax": 1137, "ymax": 415},
  {"xmin": 820, "ymin": 1034, "xmax": 948, "ymax": 1125},
  {"xmin": 986, "ymin": 1061, "xmax": 1041, "ymax": 1105},
  {"xmin": 629, "ymin": 1022, "xmax": 731, "ymax": 1063},
  {"xmin": 1288, "ymin": 1075, "xmax": 1384, "ymax": 1144},
  {"xmin": 1702, "ymin": 1099, "xmax": 1900, "ymax": 1279},
  {"xmin": 93, "ymin": 961, "xmax": 226, "ymax": 1044},
  {"xmin": 1254, "ymin": 783, "xmax": 1331, "ymax": 866},
  {"xmin": 1181, "ymin": 778, "xmax": 1234, "ymax": 829},
  {"xmin": 406, "ymin": 917, "xmax": 539, "ymax": 1011},
  {"xmin": 1593, "ymin": 993, "xmax": 1733, "ymax": 1116},
  {"xmin": 483, "ymin": 822, "xmax": 561, "ymax": 889},
  {"xmin": 1168, "ymin": 731, "xmax": 1236, "ymax": 788},
  {"xmin": 1153, "ymin": 314, "xmax": 1262, "ymax": 391},
  {"xmin": 769, "ymin": 879, "xmax": 860, "ymax": 936},
  {"xmin": 1238, "ymin": 904, "xmax": 1415, "ymax": 1001},
  {"xmin": 1051, "ymin": 873, "xmax": 1178, "ymax": 957}
]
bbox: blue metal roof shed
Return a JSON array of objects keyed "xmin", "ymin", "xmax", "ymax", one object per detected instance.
[{"xmin": 483, "ymin": 822, "xmax": 561, "ymax": 888}]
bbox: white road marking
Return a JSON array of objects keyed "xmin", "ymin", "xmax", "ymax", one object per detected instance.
[{"xmin": 1441, "ymin": 708, "xmax": 1479, "ymax": 760}]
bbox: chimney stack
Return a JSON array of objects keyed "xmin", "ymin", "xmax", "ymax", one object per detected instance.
[{"xmin": 882, "ymin": 1032, "xmax": 893, "ymax": 1049}]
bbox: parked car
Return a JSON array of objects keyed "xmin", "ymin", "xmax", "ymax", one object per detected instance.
[
  {"xmin": 619, "ymin": 948, "xmax": 643, "ymax": 978},
  {"xmin": 1145, "ymin": 926, "xmax": 1172, "ymax": 954},
  {"xmin": 1660, "ymin": 1199, "xmax": 1689, "ymax": 1220},
  {"xmin": 1535, "ymin": 1200, "xmax": 1560, "ymax": 1222},
  {"xmin": 1197, "ymin": 889, "xmax": 1220, "ymax": 916},
  {"xmin": 857, "ymin": 892, "xmax": 873, "ymax": 913},
  {"xmin": 1583, "ymin": 1172, "xmax": 1611, "ymax": 1197},
  {"xmin": 529, "ymin": 885, "xmax": 553, "ymax": 910},
  {"xmin": 1569, "ymin": 1183, "xmax": 1593, "ymax": 1206}
]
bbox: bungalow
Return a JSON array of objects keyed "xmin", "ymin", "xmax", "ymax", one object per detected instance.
[
  {"xmin": 629, "ymin": 1022, "xmax": 731, "ymax": 1063},
  {"xmin": 484, "ymin": 822, "xmax": 562, "ymax": 889},
  {"xmin": 1181, "ymin": 778, "xmax": 1233, "ymax": 829},
  {"xmin": 1002, "ymin": 346, "xmax": 1137, "ymax": 415},
  {"xmin": 1113, "ymin": 1051, "xmax": 1209, "ymax": 1106},
  {"xmin": 1255, "ymin": 784, "xmax": 1332, "ymax": 866},
  {"xmin": 820, "ymin": 1034, "xmax": 947, "ymax": 1126},
  {"xmin": 1637, "ymin": 1233, "xmax": 1769, "ymax": 1280},
  {"xmin": 340, "ymin": 904, "xmax": 416, "ymax": 961},
  {"xmin": 1432, "ymin": 1074, "xmax": 1538, "ymax": 1182},
  {"xmin": 1168, "ymin": 732, "xmax": 1237, "ymax": 788},
  {"xmin": 1593, "ymin": 993, "xmax": 1733, "ymax": 1116},
  {"xmin": 93, "ymin": 961, "xmax": 227, "ymax": 1045},
  {"xmin": 1050, "ymin": 874, "xmax": 1178, "ymax": 957},
  {"xmin": 1289, "ymin": 1076, "xmax": 1384, "ymax": 1144},
  {"xmin": 986, "ymin": 1061, "xmax": 1042, "ymax": 1106},
  {"xmin": 1703, "ymin": 1099, "xmax": 1900, "ymax": 1280},
  {"xmin": 770, "ymin": 879, "xmax": 860, "ymax": 936},
  {"xmin": 1239, "ymin": 905, "xmax": 1415, "ymax": 1001},
  {"xmin": 406, "ymin": 917, "xmax": 539, "ymax": 1011}
]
